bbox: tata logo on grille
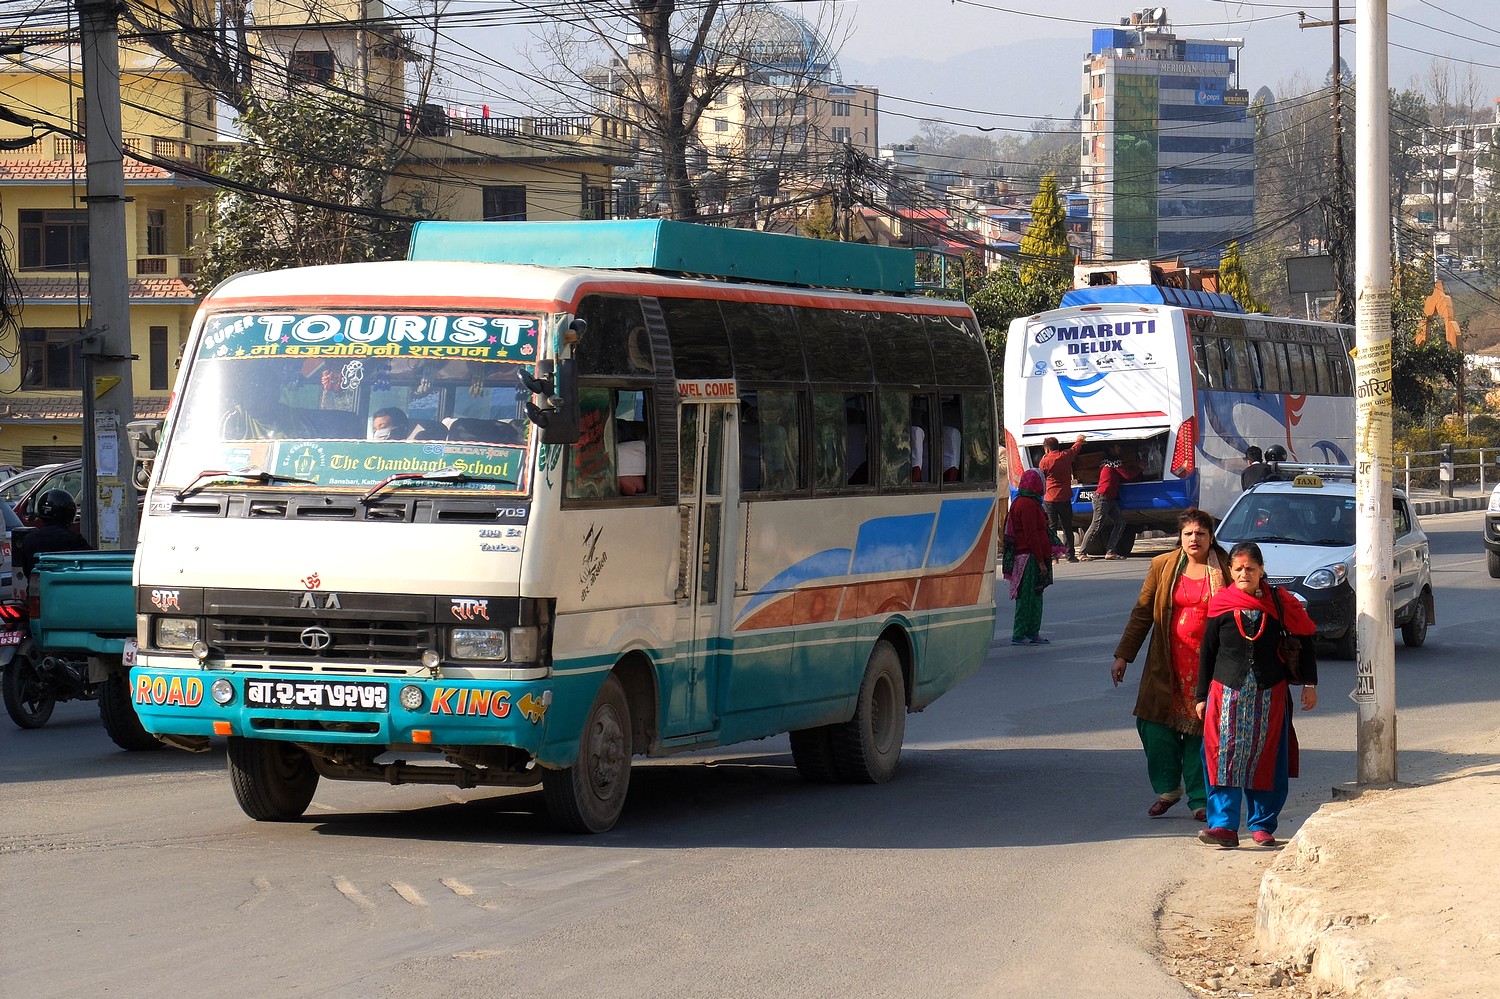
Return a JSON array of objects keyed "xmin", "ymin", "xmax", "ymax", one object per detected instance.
[{"xmin": 300, "ymin": 626, "xmax": 333, "ymax": 651}]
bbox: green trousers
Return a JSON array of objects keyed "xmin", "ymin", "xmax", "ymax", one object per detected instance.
[
  {"xmin": 1011, "ymin": 561, "xmax": 1044, "ymax": 640},
  {"xmin": 1137, "ymin": 717, "xmax": 1207, "ymax": 809}
]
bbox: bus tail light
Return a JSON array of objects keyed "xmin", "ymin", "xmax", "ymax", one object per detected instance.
[{"xmin": 1170, "ymin": 417, "xmax": 1196, "ymax": 478}]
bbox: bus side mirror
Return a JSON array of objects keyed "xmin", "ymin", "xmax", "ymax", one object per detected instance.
[
  {"xmin": 126, "ymin": 418, "xmax": 163, "ymax": 490},
  {"xmin": 521, "ymin": 359, "xmax": 580, "ymax": 445}
]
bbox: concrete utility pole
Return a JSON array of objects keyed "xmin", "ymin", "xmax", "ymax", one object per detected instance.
[
  {"xmin": 1353, "ymin": 0, "xmax": 1397, "ymax": 784},
  {"xmin": 78, "ymin": 0, "xmax": 138, "ymax": 549}
]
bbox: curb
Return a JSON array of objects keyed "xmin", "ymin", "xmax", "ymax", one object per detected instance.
[{"xmin": 1409, "ymin": 495, "xmax": 1488, "ymax": 516}]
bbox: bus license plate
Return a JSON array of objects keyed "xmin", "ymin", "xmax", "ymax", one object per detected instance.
[
  {"xmin": 245, "ymin": 679, "xmax": 389, "ymax": 712},
  {"xmin": 1078, "ymin": 491, "xmax": 1095, "ymax": 502}
]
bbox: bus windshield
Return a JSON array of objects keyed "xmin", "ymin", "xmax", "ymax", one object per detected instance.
[{"xmin": 158, "ymin": 309, "xmax": 543, "ymax": 494}]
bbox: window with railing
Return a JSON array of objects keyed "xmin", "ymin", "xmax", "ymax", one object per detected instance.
[
  {"xmin": 290, "ymin": 50, "xmax": 335, "ymax": 85},
  {"xmin": 147, "ymin": 208, "xmax": 167, "ymax": 255}
]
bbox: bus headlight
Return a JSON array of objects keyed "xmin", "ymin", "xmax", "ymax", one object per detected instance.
[
  {"xmin": 210, "ymin": 678, "xmax": 235, "ymax": 705},
  {"xmin": 399, "ymin": 685, "xmax": 424, "ymax": 711},
  {"xmin": 156, "ymin": 617, "xmax": 201, "ymax": 650},
  {"xmin": 451, "ymin": 629, "xmax": 508, "ymax": 660}
]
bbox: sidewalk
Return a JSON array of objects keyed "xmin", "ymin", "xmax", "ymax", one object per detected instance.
[{"xmin": 1255, "ymin": 764, "xmax": 1500, "ymax": 997}]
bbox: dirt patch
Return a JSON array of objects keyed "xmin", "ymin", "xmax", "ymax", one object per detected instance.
[{"xmin": 1158, "ymin": 865, "xmax": 1349, "ymax": 998}]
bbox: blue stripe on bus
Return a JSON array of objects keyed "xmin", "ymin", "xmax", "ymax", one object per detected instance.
[
  {"xmin": 851, "ymin": 513, "xmax": 936, "ymax": 573},
  {"xmin": 928, "ymin": 498, "xmax": 997, "ymax": 566}
]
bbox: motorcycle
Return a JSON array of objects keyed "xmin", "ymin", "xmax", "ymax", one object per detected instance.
[
  {"xmin": 1, "ymin": 595, "xmax": 94, "ymax": 730},
  {"xmin": 0, "ymin": 595, "xmax": 159, "ymax": 750}
]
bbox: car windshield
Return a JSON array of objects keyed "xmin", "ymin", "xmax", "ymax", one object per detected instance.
[
  {"xmin": 158, "ymin": 310, "xmax": 546, "ymax": 495},
  {"xmin": 1220, "ymin": 490, "xmax": 1356, "ymax": 546}
]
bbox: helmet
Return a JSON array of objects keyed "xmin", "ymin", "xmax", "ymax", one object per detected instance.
[
  {"xmin": 36, "ymin": 489, "xmax": 77, "ymax": 526},
  {"xmin": 1265, "ymin": 444, "xmax": 1288, "ymax": 462}
]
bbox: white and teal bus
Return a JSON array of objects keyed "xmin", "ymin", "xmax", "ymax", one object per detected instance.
[
  {"xmin": 127, "ymin": 221, "xmax": 999, "ymax": 832},
  {"xmin": 1004, "ymin": 278, "xmax": 1354, "ymax": 550}
]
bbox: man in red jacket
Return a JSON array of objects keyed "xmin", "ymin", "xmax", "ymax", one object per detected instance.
[
  {"xmin": 1038, "ymin": 434, "xmax": 1086, "ymax": 562},
  {"xmin": 1079, "ymin": 443, "xmax": 1141, "ymax": 560}
]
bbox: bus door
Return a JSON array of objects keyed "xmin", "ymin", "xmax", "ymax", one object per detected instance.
[{"xmin": 667, "ymin": 402, "xmax": 736, "ymax": 737}]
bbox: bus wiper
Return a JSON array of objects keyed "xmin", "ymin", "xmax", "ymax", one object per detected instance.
[
  {"xmin": 360, "ymin": 466, "xmax": 515, "ymax": 504},
  {"xmin": 175, "ymin": 466, "xmax": 318, "ymax": 500}
]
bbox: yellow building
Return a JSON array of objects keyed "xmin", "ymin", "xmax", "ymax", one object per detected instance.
[
  {"xmin": 0, "ymin": 21, "xmax": 212, "ymax": 468},
  {"xmin": 0, "ymin": 1, "xmax": 630, "ymax": 469}
]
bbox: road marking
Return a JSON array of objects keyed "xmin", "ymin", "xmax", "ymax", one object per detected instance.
[{"xmin": 333, "ymin": 876, "xmax": 375, "ymax": 912}]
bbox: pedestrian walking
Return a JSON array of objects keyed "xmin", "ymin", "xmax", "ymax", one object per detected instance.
[
  {"xmin": 1109, "ymin": 508, "xmax": 1230, "ymax": 822},
  {"xmin": 1195, "ymin": 542, "xmax": 1319, "ymax": 849},
  {"xmin": 1079, "ymin": 443, "xmax": 1139, "ymax": 560},
  {"xmin": 1002, "ymin": 469, "xmax": 1054, "ymax": 646},
  {"xmin": 1240, "ymin": 445, "xmax": 1271, "ymax": 490},
  {"xmin": 1039, "ymin": 434, "xmax": 1086, "ymax": 562}
]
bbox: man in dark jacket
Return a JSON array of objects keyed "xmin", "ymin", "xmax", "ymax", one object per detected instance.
[
  {"xmin": 1241, "ymin": 446, "xmax": 1271, "ymax": 490},
  {"xmin": 17, "ymin": 489, "xmax": 91, "ymax": 579}
]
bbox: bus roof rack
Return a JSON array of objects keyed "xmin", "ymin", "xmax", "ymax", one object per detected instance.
[
  {"xmin": 406, "ymin": 220, "xmax": 919, "ymax": 295},
  {"xmin": 1266, "ymin": 462, "xmax": 1357, "ymax": 482},
  {"xmin": 1060, "ymin": 284, "xmax": 1245, "ymax": 313}
]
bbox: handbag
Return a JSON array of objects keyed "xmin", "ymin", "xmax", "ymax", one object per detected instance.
[{"xmin": 1271, "ymin": 586, "xmax": 1304, "ymax": 684}]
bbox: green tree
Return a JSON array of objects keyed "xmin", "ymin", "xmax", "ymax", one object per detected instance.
[
  {"xmin": 1219, "ymin": 242, "xmax": 1268, "ymax": 312},
  {"xmin": 1019, "ymin": 173, "xmax": 1070, "ymax": 287},
  {"xmin": 193, "ymin": 92, "xmax": 416, "ymax": 292}
]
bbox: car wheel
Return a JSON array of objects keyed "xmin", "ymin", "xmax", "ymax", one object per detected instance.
[
  {"xmin": 1489, "ymin": 549, "xmax": 1500, "ymax": 579},
  {"xmin": 1401, "ymin": 597, "xmax": 1429, "ymax": 648}
]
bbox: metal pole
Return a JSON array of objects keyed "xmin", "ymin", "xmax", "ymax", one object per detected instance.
[
  {"xmin": 1353, "ymin": 0, "xmax": 1396, "ymax": 785},
  {"xmin": 78, "ymin": 0, "xmax": 138, "ymax": 549}
]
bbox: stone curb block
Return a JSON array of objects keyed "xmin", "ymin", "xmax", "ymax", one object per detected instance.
[{"xmin": 1409, "ymin": 496, "xmax": 1487, "ymax": 517}]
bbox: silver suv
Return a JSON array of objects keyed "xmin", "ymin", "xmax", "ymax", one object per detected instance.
[{"xmin": 1216, "ymin": 468, "xmax": 1433, "ymax": 658}]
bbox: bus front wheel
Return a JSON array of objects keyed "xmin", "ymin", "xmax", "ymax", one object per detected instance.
[
  {"xmin": 831, "ymin": 641, "xmax": 906, "ymax": 784},
  {"xmin": 227, "ymin": 737, "xmax": 319, "ymax": 821},
  {"xmin": 543, "ymin": 673, "xmax": 632, "ymax": 833}
]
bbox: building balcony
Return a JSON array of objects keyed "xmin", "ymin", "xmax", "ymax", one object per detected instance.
[
  {"xmin": 47, "ymin": 135, "xmax": 234, "ymax": 168},
  {"xmin": 397, "ymin": 107, "xmax": 634, "ymax": 165},
  {"xmin": 134, "ymin": 255, "xmax": 198, "ymax": 279}
]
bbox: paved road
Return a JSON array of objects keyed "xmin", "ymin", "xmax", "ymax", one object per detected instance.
[{"xmin": 1, "ymin": 509, "xmax": 1492, "ymax": 999}]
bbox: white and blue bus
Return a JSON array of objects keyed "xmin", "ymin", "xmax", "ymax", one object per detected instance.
[
  {"xmin": 126, "ymin": 221, "xmax": 1000, "ymax": 832},
  {"xmin": 1004, "ymin": 277, "xmax": 1354, "ymax": 550}
]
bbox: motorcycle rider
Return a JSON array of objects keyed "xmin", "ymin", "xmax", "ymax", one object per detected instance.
[{"xmin": 17, "ymin": 489, "xmax": 92, "ymax": 580}]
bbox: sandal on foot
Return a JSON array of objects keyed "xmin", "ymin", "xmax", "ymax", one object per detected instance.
[
  {"xmin": 1192, "ymin": 808, "xmax": 1207, "ymax": 822},
  {"xmin": 1147, "ymin": 794, "xmax": 1181, "ymax": 818},
  {"xmin": 1198, "ymin": 827, "xmax": 1239, "ymax": 848}
]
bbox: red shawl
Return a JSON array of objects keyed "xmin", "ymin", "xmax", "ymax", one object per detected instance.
[{"xmin": 1207, "ymin": 584, "xmax": 1317, "ymax": 636}]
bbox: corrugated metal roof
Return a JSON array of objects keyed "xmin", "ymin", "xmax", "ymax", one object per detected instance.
[
  {"xmin": 0, "ymin": 395, "xmax": 170, "ymax": 422},
  {"xmin": 15, "ymin": 276, "xmax": 198, "ymax": 304}
]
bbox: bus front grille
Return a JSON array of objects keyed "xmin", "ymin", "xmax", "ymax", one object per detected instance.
[{"xmin": 210, "ymin": 617, "xmax": 435, "ymax": 664}]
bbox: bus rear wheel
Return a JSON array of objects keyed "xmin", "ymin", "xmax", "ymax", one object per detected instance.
[
  {"xmin": 227, "ymin": 737, "xmax": 319, "ymax": 821},
  {"xmin": 543, "ymin": 673, "xmax": 632, "ymax": 833},
  {"xmin": 831, "ymin": 641, "xmax": 906, "ymax": 784}
]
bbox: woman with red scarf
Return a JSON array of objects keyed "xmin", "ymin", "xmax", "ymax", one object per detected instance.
[
  {"xmin": 1195, "ymin": 542, "xmax": 1319, "ymax": 848},
  {"xmin": 1002, "ymin": 468, "xmax": 1055, "ymax": 646}
]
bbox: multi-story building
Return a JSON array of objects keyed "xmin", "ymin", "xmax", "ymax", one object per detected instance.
[
  {"xmin": 0, "ymin": 18, "xmax": 214, "ymax": 467},
  {"xmin": 1081, "ymin": 7, "xmax": 1254, "ymax": 266},
  {"xmin": 0, "ymin": 0, "xmax": 631, "ymax": 468}
]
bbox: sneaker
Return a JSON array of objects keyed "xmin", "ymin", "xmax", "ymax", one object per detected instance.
[
  {"xmin": 1198, "ymin": 827, "xmax": 1240, "ymax": 849},
  {"xmin": 1251, "ymin": 830, "xmax": 1277, "ymax": 847},
  {"xmin": 1011, "ymin": 638, "xmax": 1030, "ymax": 646},
  {"xmin": 1029, "ymin": 636, "xmax": 1050, "ymax": 645}
]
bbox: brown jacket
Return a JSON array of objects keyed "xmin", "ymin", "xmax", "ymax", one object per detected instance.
[{"xmin": 1112, "ymin": 545, "xmax": 1230, "ymax": 734}]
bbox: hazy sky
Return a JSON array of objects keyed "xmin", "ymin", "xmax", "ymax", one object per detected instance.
[{"xmin": 453, "ymin": 2, "xmax": 1500, "ymax": 139}]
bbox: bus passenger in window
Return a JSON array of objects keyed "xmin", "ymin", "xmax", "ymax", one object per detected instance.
[
  {"xmin": 370, "ymin": 407, "xmax": 411, "ymax": 441},
  {"xmin": 910, "ymin": 425, "xmax": 926, "ymax": 481},
  {"xmin": 941, "ymin": 400, "xmax": 962, "ymax": 481},
  {"xmin": 616, "ymin": 420, "xmax": 648, "ymax": 496}
]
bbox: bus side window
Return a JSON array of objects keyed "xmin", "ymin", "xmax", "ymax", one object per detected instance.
[
  {"xmin": 940, "ymin": 395, "xmax": 962, "ymax": 482},
  {"xmin": 742, "ymin": 389, "xmax": 802, "ymax": 494},
  {"xmin": 879, "ymin": 390, "xmax": 914, "ymax": 489},
  {"xmin": 910, "ymin": 394, "xmax": 932, "ymax": 484},
  {"xmin": 565, "ymin": 387, "xmax": 651, "ymax": 500},
  {"xmin": 845, "ymin": 393, "xmax": 870, "ymax": 485},
  {"xmin": 811, "ymin": 391, "xmax": 869, "ymax": 490}
]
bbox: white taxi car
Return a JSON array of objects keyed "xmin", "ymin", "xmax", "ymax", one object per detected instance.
[{"xmin": 1216, "ymin": 467, "xmax": 1433, "ymax": 659}]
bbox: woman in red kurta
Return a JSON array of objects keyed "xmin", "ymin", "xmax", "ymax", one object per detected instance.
[{"xmin": 1003, "ymin": 469, "xmax": 1054, "ymax": 645}]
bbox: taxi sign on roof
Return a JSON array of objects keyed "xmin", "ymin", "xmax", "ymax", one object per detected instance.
[{"xmin": 1292, "ymin": 474, "xmax": 1324, "ymax": 488}]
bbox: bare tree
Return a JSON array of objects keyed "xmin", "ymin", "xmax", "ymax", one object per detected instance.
[{"xmin": 526, "ymin": 2, "xmax": 845, "ymax": 222}]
